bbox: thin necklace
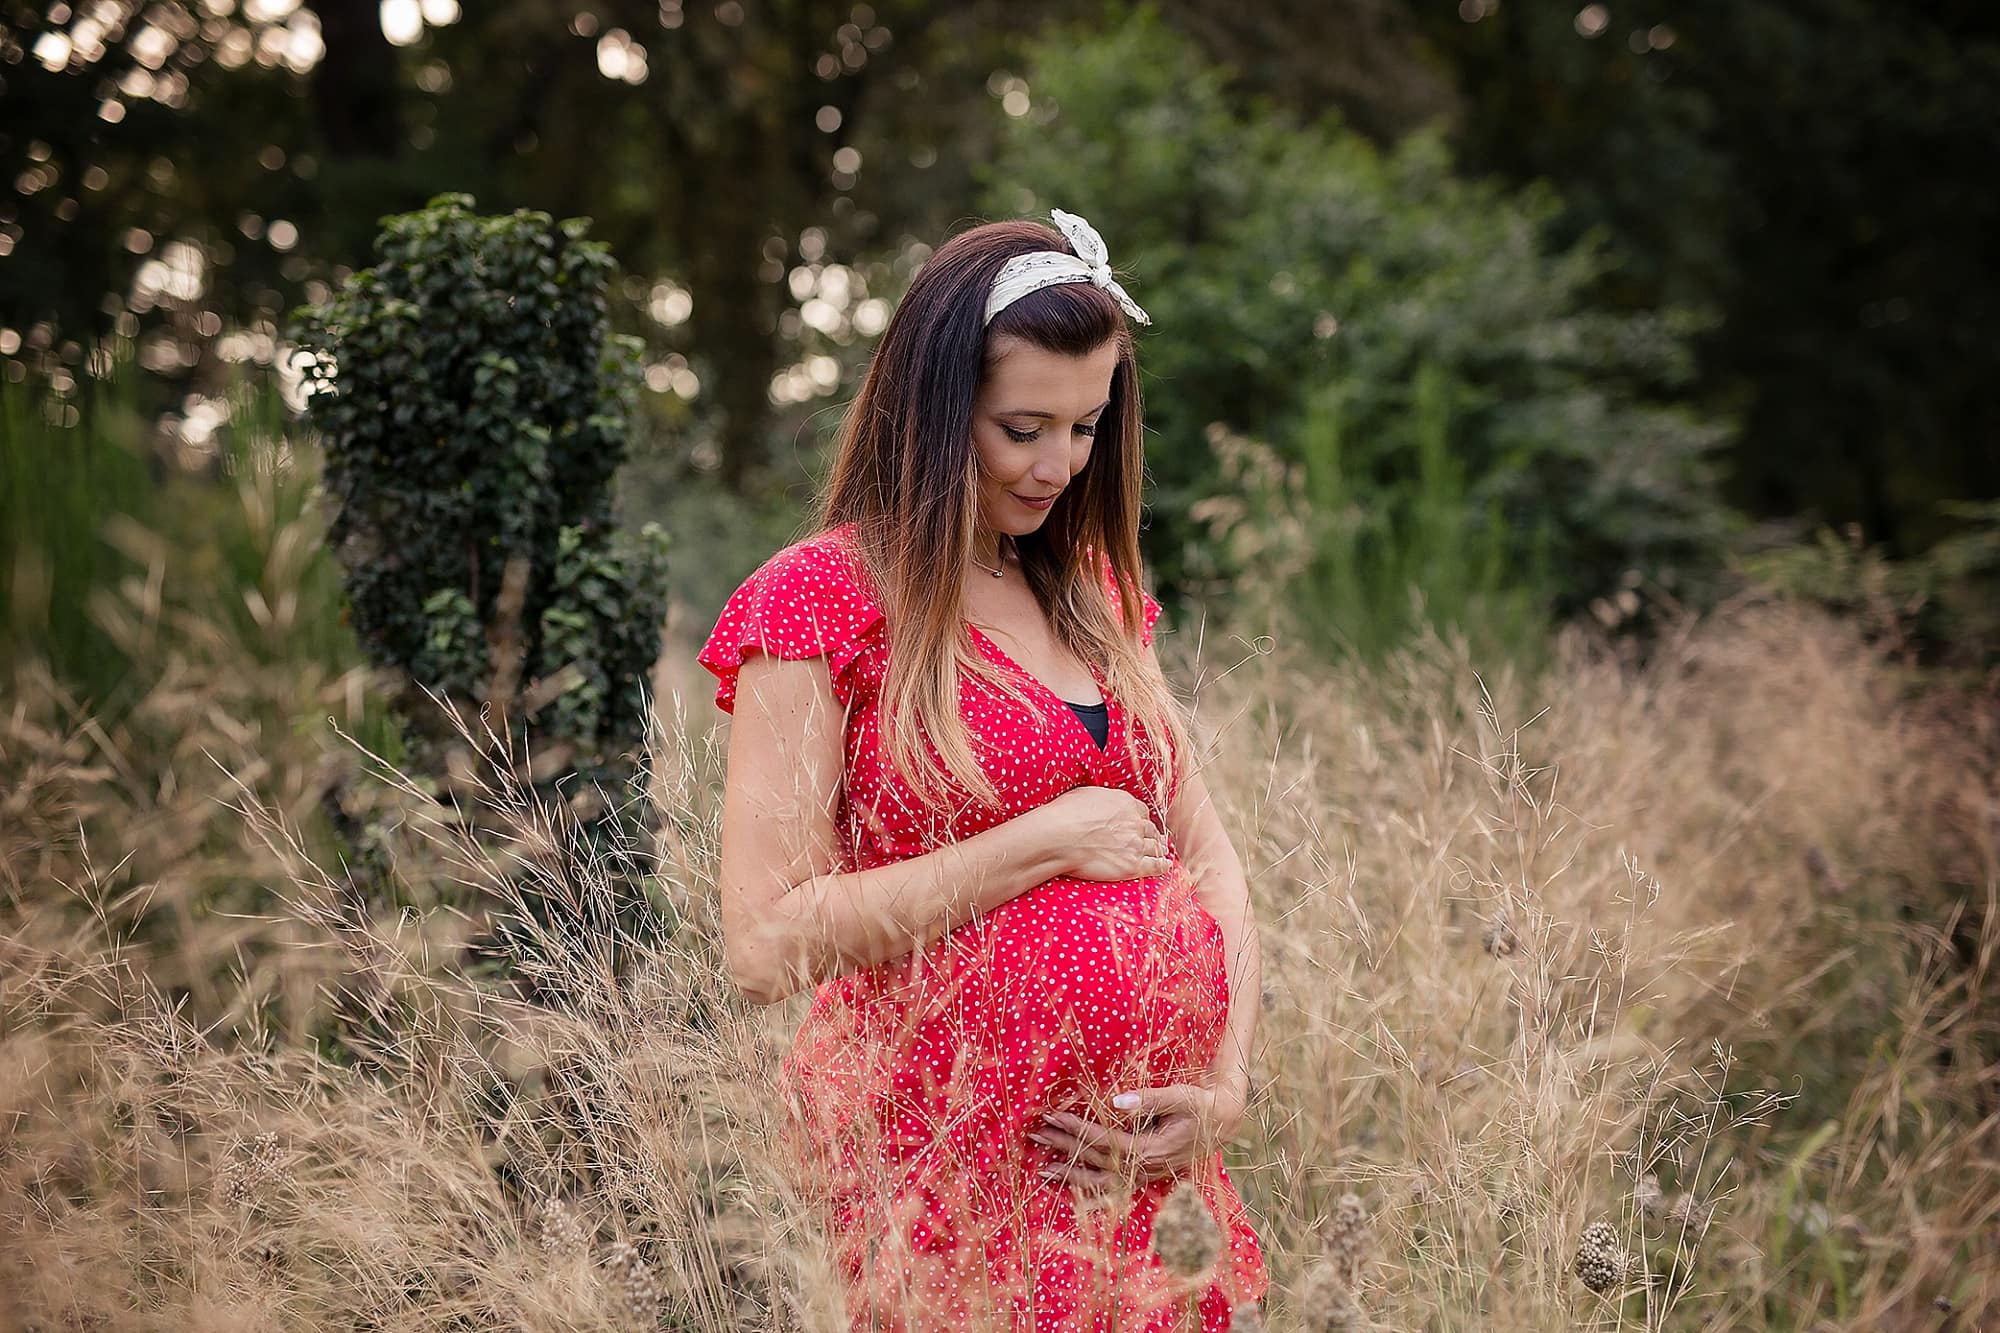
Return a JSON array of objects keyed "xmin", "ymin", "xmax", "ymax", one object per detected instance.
[{"xmin": 970, "ymin": 532, "xmax": 1012, "ymax": 579}]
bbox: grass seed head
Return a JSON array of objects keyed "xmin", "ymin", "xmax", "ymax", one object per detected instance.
[
  {"xmin": 1574, "ymin": 1219, "xmax": 1631, "ymax": 1294},
  {"xmin": 1297, "ymin": 1260, "xmax": 1365, "ymax": 1332},
  {"xmin": 601, "ymin": 1238, "xmax": 666, "ymax": 1329},
  {"xmin": 1150, "ymin": 1178, "xmax": 1223, "ymax": 1278}
]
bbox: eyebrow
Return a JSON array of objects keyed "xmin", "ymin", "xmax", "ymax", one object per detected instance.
[{"xmin": 997, "ymin": 397, "xmax": 1112, "ymax": 420}]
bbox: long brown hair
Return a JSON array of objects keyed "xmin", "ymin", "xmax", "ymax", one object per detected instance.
[{"xmin": 807, "ymin": 216, "xmax": 1193, "ymax": 820}]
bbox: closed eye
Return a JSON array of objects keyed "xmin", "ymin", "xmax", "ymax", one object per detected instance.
[{"xmin": 1002, "ymin": 421, "xmax": 1100, "ymax": 443}]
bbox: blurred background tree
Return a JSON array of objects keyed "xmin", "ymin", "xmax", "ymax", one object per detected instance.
[
  {"xmin": 982, "ymin": 8, "xmax": 1739, "ymax": 661},
  {"xmin": 3, "ymin": 0, "xmax": 1997, "ymax": 667},
  {"xmin": 1410, "ymin": 0, "xmax": 2000, "ymax": 561}
]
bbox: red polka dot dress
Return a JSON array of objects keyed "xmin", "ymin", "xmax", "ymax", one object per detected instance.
[{"xmin": 698, "ymin": 521, "xmax": 1269, "ymax": 1331}]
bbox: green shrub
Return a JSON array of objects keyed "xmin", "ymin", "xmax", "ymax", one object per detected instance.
[
  {"xmin": 985, "ymin": 6, "xmax": 1742, "ymax": 661},
  {"xmin": 288, "ymin": 192, "xmax": 670, "ymax": 771},
  {"xmin": 1735, "ymin": 504, "xmax": 2000, "ymax": 672}
]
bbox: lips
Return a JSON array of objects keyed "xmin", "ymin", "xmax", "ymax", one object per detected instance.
[{"xmin": 1014, "ymin": 491, "xmax": 1061, "ymax": 504}]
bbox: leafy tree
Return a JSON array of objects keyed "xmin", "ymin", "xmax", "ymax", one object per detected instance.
[
  {"xmin": 0, "ymin": 2, "xmax": 410, "ymax": 374},
  {"xmin": 2, "ymin": 2, "xmax": 1051, "ymax": 496},
  {"xmin": 985, "ymin": 6, "xmax": 1740, "ymax": 657},
  {"xmin": 414, "ymin": 0, "xmax": 1064, "ymax": 492},
  {"xmin": 1410, "ymin": 0, "xmax": 2000, "ymax": 558}
]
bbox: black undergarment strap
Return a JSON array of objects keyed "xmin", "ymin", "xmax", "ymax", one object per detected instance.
[{"xmin": 1064, "ymin": 698, "xmax": 1109, "ymax": 749}]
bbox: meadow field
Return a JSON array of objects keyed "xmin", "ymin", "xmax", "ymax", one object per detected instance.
[{"xmin": 4, "ymin": 418, "xmax": 1993, "ymax": 1329}]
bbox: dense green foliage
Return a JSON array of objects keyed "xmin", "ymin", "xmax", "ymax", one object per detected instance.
[
  {"xmin": 0, "ymin": 345, "xmax": 400, "ymax": 748},
  {"xmin": 289, "ymin": 193, "xmax": 669, "ymax": 769},
  {"xmin": 0, "ymin": 347, "xmax": 156, "ymax": 705},
  {"xmin": 7, "ymin": 1, "xmax": 1994, "ymax": 576},
  {"xmin": 5, "ymin": 3, "xmax": 1996, "ymax": 665},
  {"xmin": 985, "ymin": 9, "xmax": 1739, "ymax": 658},
  {"xmin": 1736, "ymin": 503, "xmax": 2000, "ymax": 671},
  {"xmin": 1411, "ymin": 0, "xmax": 2000, "ymax": 559}
]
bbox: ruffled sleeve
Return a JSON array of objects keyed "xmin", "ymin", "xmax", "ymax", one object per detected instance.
[
  {"xmin": 1099, "ymin": 551, "xmax": 1164, "ymax": 649},
  {"xmin": 696, "ymin": 532, "xmax": 886, "ymax": 716}
]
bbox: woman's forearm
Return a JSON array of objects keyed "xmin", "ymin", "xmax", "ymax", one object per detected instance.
[
  {"xmin": 1194, "ymin": 856, "xmax": 1260, "ymax": 1113},
  {"xmin": 1166, "ymin": 767, "xmax": 1262, "ymax": 1121},
  {"xmin": 739, "ymin": 809, "xmax": 1070, "ymax": 1004}
]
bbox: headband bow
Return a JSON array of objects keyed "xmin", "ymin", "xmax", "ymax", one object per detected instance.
[{"xmin": 983, "ymin": 208, "xmax": 1152, "ymax": 327}]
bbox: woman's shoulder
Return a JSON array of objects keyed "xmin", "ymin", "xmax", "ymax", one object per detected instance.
[
  {"xmin": 696, "ymin": 522, "xmax": 884, "ymax": 714},
  {"xmin": 740, "ymin": 522, "xmax": 878, "ymax": 616}
]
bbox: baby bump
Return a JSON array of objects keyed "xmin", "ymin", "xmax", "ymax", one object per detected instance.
[
  {"xmin": 783, "ymin": 862, "xmax": 1231, "ymax": 1162},
  {"xmin": 971, "ymin": 865, "xmax": 1231, "ymax": 1098}
]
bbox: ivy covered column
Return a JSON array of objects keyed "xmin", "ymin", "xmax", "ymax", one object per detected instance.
[{"xmin": 289, "ymin": 191, "xmax": 669, "ymax": 777}]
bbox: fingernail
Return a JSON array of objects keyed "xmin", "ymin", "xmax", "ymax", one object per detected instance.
[{"xmin": 1112, "ymin": 1092, "xmax": 1140, "ymax": 1110}]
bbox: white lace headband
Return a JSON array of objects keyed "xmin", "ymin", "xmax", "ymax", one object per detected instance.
[{"xmin": 982, "ymin": 208, "xmax": 1152, "ymax": 327}]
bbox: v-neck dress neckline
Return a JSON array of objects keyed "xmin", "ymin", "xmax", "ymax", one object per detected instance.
[{"xmin": 965, "ymin": 622, "xmax": 1117, "ymax": 756}]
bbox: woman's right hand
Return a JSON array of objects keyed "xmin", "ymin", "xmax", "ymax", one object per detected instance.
[{"xmin": 1038, "ymin": 785, "xmax": 1175, "ymax": 883}]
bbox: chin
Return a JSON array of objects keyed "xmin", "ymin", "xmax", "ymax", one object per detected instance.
[{"xmin": 986, "ymin": 499, "xmax": 1050, "ymax": 537}]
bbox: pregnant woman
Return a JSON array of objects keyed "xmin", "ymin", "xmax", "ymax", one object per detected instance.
[{"xmin": 698, "ymin": 210, "xmax": 1268, "ymax": 1331}]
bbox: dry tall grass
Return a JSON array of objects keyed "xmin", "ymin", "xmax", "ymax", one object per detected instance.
[{"xmin": 3, "ymin": 554, "xmax": 1994, "ymax": 1328}]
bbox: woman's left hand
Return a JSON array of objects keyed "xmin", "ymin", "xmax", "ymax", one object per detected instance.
[{"xmin": 1029, "ymin": 1082, "xmax": 1248, "ymax": 1196}]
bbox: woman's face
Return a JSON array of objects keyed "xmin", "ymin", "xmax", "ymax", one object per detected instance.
[{"xmin": 969, "ymin": 333, "xmax": 1121, "ymax": 543}]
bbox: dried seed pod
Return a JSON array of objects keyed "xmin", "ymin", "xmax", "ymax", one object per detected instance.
[
  {"xmin": 1324, "ymin": 1192, "xmax": 1369, "ymax": 1285},
  {"xmin": 1663, "ymin": 1192, "xmax": 1713, "ymax": 1234},
  {"xmin": 1296, "ymin": 1261, "xmax": 1365, "ymax": 1332},
  {"xmin": 218, "ymin": 1130, "xmax": 289, "ymax": 1207},
  {"xmin": 533, "ymin": 1194, "xmax": 592, "ymax": 1257},
  {"xmin": 1150, "ymin": 1178, "xmax": 1222, "ymax": 1278},
  {"xmin": 601, "ymin": 1238, "xmax": 665, "ymax": 1329},
  {"xmin": 1573, "ymin": 1219, "xmax": 1630, "ymax": 1294}
]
